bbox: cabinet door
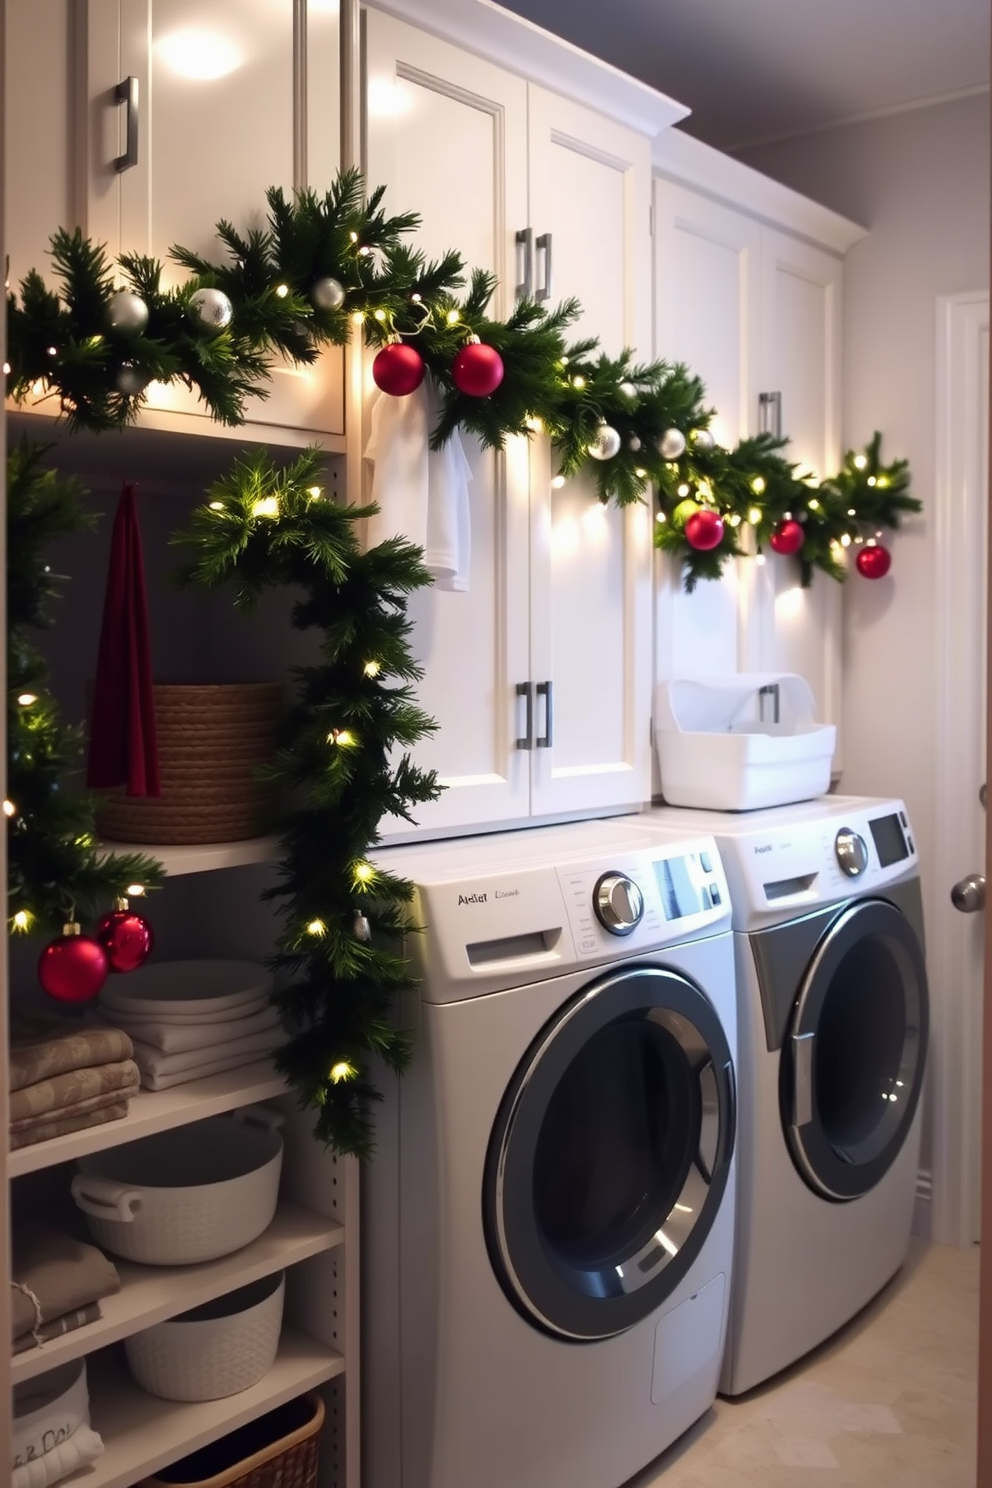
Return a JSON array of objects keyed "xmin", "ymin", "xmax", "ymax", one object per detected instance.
[
  {"xmin": 85, "ymin": 0, "xmax": 343, "ymax": 438},
  {"xmin": 527, "ymin": 88, "xmax": 653, "ymax": 818},
  {"xmin": 750, "ymin": 228, "xmax": 844, "ymax": 766},
  {"xmin": 4, "ymin": 1, "xmax": 76, "ymax": 292},
  {"xmin": 652, "ymin": 180, "xmax": 762, "ymax": 695},
  {"xmin": 365, "ymin": 11, "xmax": 533, "ymax": 835}
]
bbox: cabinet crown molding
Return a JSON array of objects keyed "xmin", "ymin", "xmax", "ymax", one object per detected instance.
[
  {"xmin": 364, "ymin": 0, "xmax": 688, "ymax": 137},
  {"xmin": 653, "ymin": 128, "xmax": 867, "ymax": 255}
]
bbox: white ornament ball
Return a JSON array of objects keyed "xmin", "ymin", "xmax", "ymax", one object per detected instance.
[
  {"xmin": 587, "ymin": 422, "xmax": 622, "ymax": 461},
  {"xmin": 619, "ymin": 380, "xmax": 638, "ymax": 401},
  {"xmin": 311, "ymin": 276, "xmax": 346, "ymax": 311},
  {"xmin": 658, "ymin": 427, "xmax": 686, "ymax": 461},
  {"xmin": 107, "ymin": 290, "xmax": 149, "ymax": 334},
  {"xmin": 189, "ymin": 287, "xmax": 234, "ymax": 332},
  {"xmin": 115, "ymin": 362, "xmax": 149, "ymax": 396},
  {"xmin": 691, "ymin": 427, "xmax": 716, "ymax": 454},
  {"xmin": 628, "ymin": 434, "xmax": 642, "ymax": 452}
]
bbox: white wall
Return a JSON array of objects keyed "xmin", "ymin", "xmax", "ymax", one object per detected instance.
[{"xmin": 740, "ymin": 92, "xmax": 990, "ymax": 1199}]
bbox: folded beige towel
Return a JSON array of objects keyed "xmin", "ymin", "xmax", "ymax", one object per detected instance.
[
  {"xmin": 9, "ymin": 1011, "xmax": 133, "ymax": 1092},
  {"xmin": 11, "ymin": 1225, "xmax": 120, "ymax": 1340},
  {"xmin": 10, "ymin": 1059, "xmax": 140, "ymax": 1124},
  {"xmin": 9, "ymin": 1100, "xmax": 131, "ymax": 1150},
  {"xmin": 10, "ymin": 1076, "xmax": 140, "ymax": 1134},
  {"xmin": 13, "ymin": 1303, "xmax": 102, "ymax": 1355}
]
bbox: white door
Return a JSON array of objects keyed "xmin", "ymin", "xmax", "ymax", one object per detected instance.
[
  {"xmin": 749, "ymin": 227, "xmax": 844, "ymax": 766},
  {"xmin": 85, "ymin": 0, "xmax": 343, "ymax": 437},
  {"xmin": 365, "ymin": 12, "xmax": 532, "ymax": 836},
  {"xmin": 933, "ymin": 290, "xmax": 989, "ymax": 1245},
  {"xmin": 527, "ymin": 87, "xmax": 653, "ymax": 818},
  {"xmin": 652, "ymin": 180, "xmax": 762, "ymax": 705}
]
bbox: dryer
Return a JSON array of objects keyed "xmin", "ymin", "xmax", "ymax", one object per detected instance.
[
  {"xmin": 631, "ymin": 797, "xmax": 929, "ymax": 1396},
  {"xmin": 364, "ymin": 819, "xmax": 738, "ymax": 1488}
]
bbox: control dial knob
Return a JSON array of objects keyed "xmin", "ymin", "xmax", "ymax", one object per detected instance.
[
  {"xmin": 835, "ymin": 828, "xmax": 869, "ymax": 877},
  {"xmin": 593, "ymin": 872, "xmax": 645, "ymax": 936}
]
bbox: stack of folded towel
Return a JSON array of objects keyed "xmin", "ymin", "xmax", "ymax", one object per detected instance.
[
  {"xmin": 11, "ymin": 1222, "xmax": 121, "ymax": 1355},
  {"xmin": 98, "ymin": 960, "xmax": 285, "ymax": 1091},
  {"xmin": 9, "ymin": 1012, "xmax": 140, "ymax": 1150},
  {"xmin": 13, "ymin": 1359, "xmax": 104, "ymax": 1488}
]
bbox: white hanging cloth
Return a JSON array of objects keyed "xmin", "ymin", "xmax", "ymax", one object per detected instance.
[{"xmin": 364, "ymin": 380, "xmax": 473, "ymax": 592}]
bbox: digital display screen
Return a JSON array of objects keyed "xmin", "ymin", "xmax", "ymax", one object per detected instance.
[
  {"xmin": 869, "ymin": 813, "xmax": 909, "ymax": 868},
  {"xmin": 654, "ymin": 856, "xmax": 700, "ymax": 920}
]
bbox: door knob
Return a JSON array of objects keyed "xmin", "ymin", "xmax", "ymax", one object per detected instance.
[{"xmin": 951, "ymin": 874, "xmax": 986, "ymax": 913}]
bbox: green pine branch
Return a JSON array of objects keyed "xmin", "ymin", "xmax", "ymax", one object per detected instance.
[{"xmin": 174, "ymin": 448, "xmax": 440, "ymax": 1159}]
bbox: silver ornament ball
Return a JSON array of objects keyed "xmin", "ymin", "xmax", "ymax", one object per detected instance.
[
  {"xmin": 627, "ymin": 434, "xmax": 642, "ymax": 452},
  {"xmin": 587, "ymin": 422, "xmax": 622, "ymax": 461},
  {"xmin": 115, "ymin": 361, "xmax": 150, "ymax": 396},
  {"xmin": 107, "ymin": 290, "xmax": 149, "ymax": 334},
  {"xmin": 658, "ymin": 427, "xmax": 686, "ymax": 460},
  {"xmin": 619, "ymin": 380, "xmax": 638, "ymax": 401},
  {"xmin": 311, "ymin": 276, "xmax": 346, "ymax": 311},
  {"xmin": 189, "ymin": 287, "xmax": 234, "ymax": 332},
  {"xmin": 691, "ymin": 427, "xmax": 716, "ymax": 454}
]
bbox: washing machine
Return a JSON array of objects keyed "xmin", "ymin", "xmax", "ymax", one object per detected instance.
[
  {"xmin": 363, "ymin": 818, "xmax": 738, "ymax": 1488},
  {"xmin": 630, "ymin": 797, "xmax": 929, "ymax": 1395}
]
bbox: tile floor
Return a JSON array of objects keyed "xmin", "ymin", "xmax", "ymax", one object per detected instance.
[{"xmin": 632, "ymin": 1240, "xmax": 978, "ymax": 1487}]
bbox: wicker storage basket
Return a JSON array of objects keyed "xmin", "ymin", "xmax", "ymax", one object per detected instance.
[
  {"xmin": 140, "ymin": 1391, "xmax": 324, "ymax": 1488},
  {"xmin": 93, "ymin": 683, "xmax": 283, "ymax": 844}
]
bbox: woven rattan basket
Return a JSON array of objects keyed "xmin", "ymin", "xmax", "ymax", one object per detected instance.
[
  {"xmin": 94, "ymin": 683, "xmax": 283, "ymax": 845},
  {"xmin": 140, "ymin": 1390, "xmax": 324, "ymax": 1487}
]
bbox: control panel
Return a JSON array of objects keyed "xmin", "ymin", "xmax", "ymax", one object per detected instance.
[{"xmin": 558, "ymin": 842, "xmax": 728, "ymax": 959}]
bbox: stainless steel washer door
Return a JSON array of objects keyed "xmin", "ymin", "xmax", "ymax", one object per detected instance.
[
  {"xmin": 483, "ymin": 966, "xmax": 735, "ymax": 1341},
  {"xmin": 780, "ymin": 899, "xmax": 929, "ymax": 1202}
]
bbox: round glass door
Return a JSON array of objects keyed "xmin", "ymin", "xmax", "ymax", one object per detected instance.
[
  {"xmin": 483, "ymin": 966, "xmax": 735, "ymax": 1341},
  {"xmin": 780, "ymin": 899, "xmax": 929, "ymax": 1201}
]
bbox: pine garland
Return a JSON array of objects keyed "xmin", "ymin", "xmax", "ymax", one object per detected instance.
[
  {"xmin": 173, "ymin": 448, "xmax": 439, "ymax": 1157},
  {"xmin": 6, "ymin": 444, "xmax": 164, "ymax": 936},
  {"xmin": 6, "ymin": 168, "xmax": 920, "ymax": 590}
]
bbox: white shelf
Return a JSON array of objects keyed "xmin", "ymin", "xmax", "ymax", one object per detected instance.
[
  {"xmin": 80, "ymin": 1330, "xmax": 344, "ymax": 1488},
  {"xmin": 12, "ymin": 1204, "xmax": 343, "ymax": 1385},
  {"xmin": 9, "ymin": 1061, "xmax": 288, "ymax": 1178},
  {"xmin": 99, "ymin": 836, "xmax": 280, "ymax": 878}
]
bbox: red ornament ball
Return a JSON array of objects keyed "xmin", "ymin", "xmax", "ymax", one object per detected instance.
[
  {"xmin": 96, "ymin": 903, "xmax": 155, "ymax": 973},
  {"xmin": 38, "ymin": 925, "xmax": 109, "ymax": 1003},
  {"xmin": 770, "ymin": 518, "xmax": 805, "ymax": 556},
  {"xmin": 451, "ymin": 339, "xmax": 505, "ymax": 398},
  {"xmin": 372, "ymin": 342, "xmax": 425, "ymax": 397},
  {"xmin": 684, "ymin": 508, "xmax": 725, "ymax": 552},
  {"xmin": 856, "ymin": 543, "xmax": 892, "ymax": 579}
]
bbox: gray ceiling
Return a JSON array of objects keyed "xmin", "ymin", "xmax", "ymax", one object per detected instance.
[{"xmin": 497, "ymin": 0, "xmax": 991, "ymax": 150}]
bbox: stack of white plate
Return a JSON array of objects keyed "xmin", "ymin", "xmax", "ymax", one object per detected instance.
[{"xmin": 98, "ymin": 960, "xmax": 285, "ymax": 1091}]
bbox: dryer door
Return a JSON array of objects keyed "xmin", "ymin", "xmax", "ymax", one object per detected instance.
[
  {"xmin": 780, "ymin": 899, "xmax": 929, "ymax": 1201},
  {"xmin": 483, "ymin": 965, "xmax": 735, "ymax": 1341}
]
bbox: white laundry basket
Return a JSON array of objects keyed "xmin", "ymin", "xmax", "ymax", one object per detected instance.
[
  {"xmin": 125, "ymin": 1271, "xmax": 285, "ymax": 1401},
  {"xmin": 655, "ymin": 673, "xmax": 836, "ymax": 811}
]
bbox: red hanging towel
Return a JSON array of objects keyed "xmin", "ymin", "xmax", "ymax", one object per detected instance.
[{"xmin": 86, "ymin": 482, "xmax": 161, "ymax": 796}]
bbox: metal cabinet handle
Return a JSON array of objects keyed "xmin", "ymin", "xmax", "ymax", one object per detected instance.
[
  {"xmin": 115, "ymin": 76, "xmax": 139, "ymax": 172},
  {"xmin": 536, "ymin": 680, "xmax": 554, "ymax": 748},
  {"xmin": 535, "ymin": 232, "xmax": 553, "ymax": 302},
  {"xmin": 758, "ymin": 390, "xmax": 782, "ymax": 439},
  {"xmin": 516, "ymin": 682, "xmax": 533, "ymax": 750},
  {"xmin": 951, "ymin": 873, "xmax": 986, "ymax": 913},
  {"xmin": 792, "ymin": 1031, "xmax": 815, "ymax": 1127},
  {"xmin": 515, "ymin": 229, "xmax": 533, "ymax": 300}
]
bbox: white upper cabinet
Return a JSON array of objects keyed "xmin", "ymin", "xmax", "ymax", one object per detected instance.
[
  {"xmin": 365, "ymin": 9, "xmax": 654, "ymax": 836},
  {"xmin": 525, "ymin": 88, "xmax": 653, "ymax": 820},
  {"xmin": 365, "ymin": 13, "xmax": 532, "ymax": 835},
  {"xmin": 652, "ymin": 131, "xmax": 864, "ymax": 775},
  {"xmin": 9, "ymin": 0, "xmax": 343, "ymax": 442}
]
